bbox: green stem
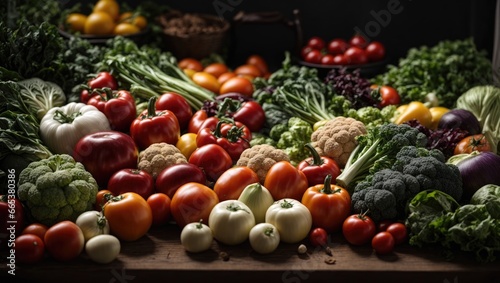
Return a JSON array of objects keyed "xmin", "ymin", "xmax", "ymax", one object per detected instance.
[
  {"xmin": 305, "ymin": 143, "xmax": 323, "ymax": 166},
  {"xmin": 53, "ymin": 110, "xmax": 81, "ymax": 124}
]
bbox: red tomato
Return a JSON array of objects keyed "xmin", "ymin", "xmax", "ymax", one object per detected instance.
[
  {"xmin": 155, "ymin": 92, "xmax": 193, "ymax": 131},
  {"xmin": 454, "ymin": 134, "xmax": 491, "ymax": 155},
  {"xmin": 301, "ymin": 175, "xmax": 351, "ymax": 233},
  {"xmin": 81, "ymin": 72, "xmax": 118, "ymax": 103},
  {"xmin": 344, "ymin": 46, "xmax": 368, "ymax": 65},
  {"xmin": 22, "ymin": 223, "xmax": 49, "ymax": 241},
  {"xmin": 327, "ymin": 38, "xmax": 349, "ymax": 55},
  {"xmin": 73, "ymin": 131, "xmax": 139, "ymax": 188},
  {"xmin": 231, "ymin": 100, "xmax": 266, "ymax": 133},
  {"xmin": 44, "ymin": 221, "xmax": 84, "ymax": 261},
  {"xmin": 376, "ymin": 85, "xmax": 401, "ymax": 107},
  {"xmin": 306, "ymin": 36, "xmax": 326, "ymax": 50},
  {"xmin": 178, "ymin": 58, "xmax": 204, "ymax": 72},
  {"xmin": 219, "ymin": 76, "xmax": 254, "ymax": 97},
  {"xmin": 188, "ymin": 110, "xmax": 209, "ymax": 134},
  {"xmin": 377, "ymin": 219, "xmax": 394, "ymax": 232},
  {"xmin": 87, "ymin": 89, "xmax": 137, "ymax": 132},
  {"xmin": 155, "ymin": 163, "xmax": 207, "ymax": 198},
  {"xmin": 365, "ymin": 41, "xmax": 386, "ymax": 62},
  {"xmin": 217, "ymin": 72, "xmax": 237, "ymax": 85},
  {"xmin": 301, "ymin": 46, "xmax": 314, "ymax": 59},
  {"xmin": 309, "ymin": 227, "xmax": 328, "ymax": 247},
  {"xmin": 234, "ymin": 64, "xmax": 262, "ymax": 79},
  {"xmin": 15, "ymin": 234, "xmax": 45, "ymax": 264},
  {"xmin": 130, "ymin": 97, "xmax": 181, "ymax": 150},
  {"xmin": 371, "ymin": 231, "xmax": 395, "ymax": 255},
  {"xmin": 386, "ymin": 222, "xmax": 408, "ymax": 245},
  {"xmin": 1, "ymin": 195, "xmax": 25, "ymax": 247},
  {"xmin": 107, "ymin": 169, "xmax": 155, "ymax": 200},
  {"xmin": 213, "ymin": 166, "xmax": 260, "ymax": 201},
  {"xmin": 304, "ymin": 49, "xmax": 322, "ymax": 64},
  {"xmin": 349, "ymin": 34, "xmax": 368, "ymax": 48},
  {"xmin": 320, "ymin": 54, "xmax": 336, "ymax": 65},
  {"xmin": 95, "ymin": 189, "xmax": 113, "ymax": 210},
  {"xmin": 147, "ymin": 193, "xmax": 172, "ymax": 226},
  {"xmin": 332, "ymin": 54, "xmax": 349, "ymax": 65},
  {"xmin": 246, "ymin": 54, "xmax": 269, "ymax": 75},
  {"xmin": 264, "ymin": 161, "xmax": 309, "ymax": 201},
  {"xmin": 170, "ymin": 182, "xmax": 219, "ymax": 227},
  {"xmin": 203, "ymin": 62, "xmax": 229, "ymax": 78},
  {"xmin": 103, "ymin": 192, "xmax": 153, "ymax": 241},
  {"xmin": 188, "ymin": 144, "xmax": 233, "ymax": 182},
  {"xmin": 342, "ymin": 213, "xmax": 376, "ymax": 245}
]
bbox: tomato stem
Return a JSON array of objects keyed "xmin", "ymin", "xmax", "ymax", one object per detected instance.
[
  {"xmin": 280, "ymin": 199, "xmax": 294, "ymax": 209},
  {"xmin": 226, "ymin": 203, "xmax": 250, "ymax": 213},
  {"xmin": 53, "ymin": 110, "xmax": 82, "ymax": 124}
]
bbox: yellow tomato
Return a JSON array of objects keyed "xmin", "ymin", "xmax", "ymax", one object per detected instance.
[
  {"xmin": 93, "ymin": 0, "xmax": 120, "ymax": 21},
  {"xmin": 176, "ymin": 133, "xmax": 198, "ymax": 159},
  {"xmin": 66, "ymin": 13, "xmax": 87, "ymax": 33},
  {"xmin": 84, "ymin": 11, "xmax": 115, "ymax": 35},
  {"xmin": 119, "ymin": 12, "xmax": 148, "ymax": 30},
  {"xmin": 183, "ymin": 69, "xmax": 196, "ymax": 79},
  {"xmin": 191, "ymin": 72, "xmax": 220, "ymax": 94},
  {"xmin": 113, "ymin": 22, "xmax": 140, "ymax": 35}
]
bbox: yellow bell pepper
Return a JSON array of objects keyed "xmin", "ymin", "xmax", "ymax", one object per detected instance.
[
  {"xmin": 394, "ymin": 101, "xmax": 433, "ymax": 128},
  {"xmin": 428, "ymin": 106, "xmax": 450, "ymax": 130}
]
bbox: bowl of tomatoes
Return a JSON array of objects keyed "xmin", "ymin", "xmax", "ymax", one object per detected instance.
[{"xmin": 297, "ymin": 34, "xmax": 388, "ymax": 78}]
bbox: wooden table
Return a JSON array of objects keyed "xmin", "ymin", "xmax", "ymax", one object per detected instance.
[{"xmin": 2, "ymin": 224, "xmax": 499, "ymax": 283}]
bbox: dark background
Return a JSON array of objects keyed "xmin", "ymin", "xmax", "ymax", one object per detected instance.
[{"xmin": 63, "ymin": 0, "xmax": 497, "ymax": 71}]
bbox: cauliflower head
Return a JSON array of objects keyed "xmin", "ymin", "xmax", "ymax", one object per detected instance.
[
  {"xmin": 17, "ymin": 154, "xmax": 98, "ymax": 226},
  {"xmin": 236, "ymin": 144, "xmax": 290, "ymax": 184},
  {"xmin": 138, "ymin": 143, "xmax": 187, "ymax": 178},
  {"xmin": 311, "ymin": 116, "xmax": 367, "ymax": 168}
]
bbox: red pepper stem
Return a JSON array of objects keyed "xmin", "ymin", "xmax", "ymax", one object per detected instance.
[
  {"xmin": 305, "ymin": 143, "xmax": 324, "ymax": 166},
  {"xmin": 147, "ymin": 97, "xmax": 157, "ymax": 118},
  {"xmin": 319, "ymin": 174, "xmax": 337, "ymax": 194}
]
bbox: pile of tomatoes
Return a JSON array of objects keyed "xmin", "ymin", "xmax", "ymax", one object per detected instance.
[
  {"xmin": 301, "ymin": 34, "xmax": 386, "ymax": 66},
  {"xmin": 65, "ymin": 0, "xmax": 148, "ymax": 36}
]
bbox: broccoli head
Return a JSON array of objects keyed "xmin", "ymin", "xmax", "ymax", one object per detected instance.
[
  {"xmin": 17, "ymin": 154, "xmax": 98, "ymax": 226},
  {"xmin": 272, "ymin": 117, "xmax": 313, "ymax": 166}
]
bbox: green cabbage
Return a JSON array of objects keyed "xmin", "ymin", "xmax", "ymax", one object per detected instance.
[{"xmin": 456, "ymin": 85, "xmax": 500, "ymax": 154}]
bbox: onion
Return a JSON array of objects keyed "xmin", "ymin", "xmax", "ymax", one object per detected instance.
[
  {"xmin": 448, "ymin": 151, "xmax": 500, "ymax": 201},
  {"xmin": 438, "ymin": 108, "xmax": 481, "ymax": 135}
]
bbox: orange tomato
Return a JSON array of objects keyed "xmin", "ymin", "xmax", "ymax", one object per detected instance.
[
  {"xmin": 93, "ymin": 0, "xmax": 120, "ymax": 21},
  {"xmin": 84, "ymin": 11, "xmax": 115, "ymax": 35},
  {"xmin": 95, "ymin": 189, "xmax": 113, "ymax": 210},
  {"xmin": 219, "ymin": 76, "xmax": 254, "ymax": 97},
  {"xmin": 179, "ymin": 58, "xmax": 204, "ymax": 72},
  {"xmin": 66, "ymin": 13, "xmax": 87, "ymax": 33},
  {"xmin": 217, "ymin": 72, "xmax": 237, "ymax": 85},
  {"xmin": 192, "ymin": 71, "xmax": 220, "ymax": 94},
  {"xmin": 119, "ymin": 12, "xmax": 148, "ymax": 30},
  {"xmin": 454, "ymin": 134, "xmax": 491, "ymax": 155},
  {"xmin": 263, "ymin": 161, "xmax": 309, "ymax": 201},
  {"xmin": 301, "ymin": 175, "xmax": 351, "ymax": 233},
  {"xmin": 170, "ymin": 182, "xmax": 219, "ymax": 227},
  {"xmin": 147, "ymin": 193, "xmax": 172, "ymax": 226},
  {"xmin": 246, "ymin": 55, "xmax": 269, "ymax": 75},
  {"xmin": 203, "ymin": 62, "xmax": 229, "ymax": 78},
  {"xmin": 113, "ymin": 22, "xmax": 140, "ymax": 35},
  {"xmin": 103, "ymin": 192, "xmax": 153, "ymax": 241},
  {"xmin": 213, "ymin": 166, "xmax": 260, "ymax": 201},
  {"xmin": 234, "ymin": 64, "xmax": 262, "ymax": 79}
]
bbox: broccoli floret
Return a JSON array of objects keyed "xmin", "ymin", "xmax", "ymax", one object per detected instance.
[
  {"xmin": 249, "ymin": 132, "xmax": 276, "ymax": 147},
  {"xmin": 346, "ymin": 105, "xmax": 396, "ymax": 131},
  {"xmin": 392, "ymin": 145, "xmax": 446, "ymax": 171},
  {"xmin": 336, "ymin": 123, "xmax": 427, "ymax": 192},
  {"xmin": 17, "ymin": 154, "xmax": 98, "ymax": 226},
  {"xmin": 269, "ymin": 123, "xmax": 288, "ymax": 141},
  {"xmin": 272, "ymin": 117, "xmax": 313, "ymax": 166}
]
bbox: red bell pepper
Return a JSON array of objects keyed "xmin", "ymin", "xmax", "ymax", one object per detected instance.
[
  {"xmin": 87, "ymin": 88, "xmax": 137, "ymax": 132},
  {"xmin": 297, "ymin": 144, "xmax": 341, "ymax": 187},
  {"xmin": 80, "ymin": 72, "xmax": 118, "ymax": 103}
]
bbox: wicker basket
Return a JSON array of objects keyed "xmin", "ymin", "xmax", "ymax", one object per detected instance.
[{"xmin": 158, "ymin": 11, "xmax": 230, "ymax": 60}]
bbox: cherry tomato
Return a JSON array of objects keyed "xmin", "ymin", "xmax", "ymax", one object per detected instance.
[
  {"xmin": 342, "ymin": 213, "xmax": 376, "ymax": 245},
  {"xmin": 365, "ymin": 41, "xmax": 386, "ymax": 62},
  {"xmin": 377, "ymin": 219, "xmax": 394, "ymax": 232},
  {"xmin": 130, "ymin": 97, "xmax": 181, "ymax": 150},
  {"xmin": 332, "ymin": 54, "xmax": 349, "ymax": 65},
  {"xmin": 304, "ymin": 49, "xmax": 323, "ymax": 64},
  {"xmin": 301, "ymin": 46, "xmax": 314, "ymax": 59},
  {"xmin": 306, "ymin": 36, "xmax": 326, "ymax": 50},
  {"xmin": 246, "ymin": 54, "xmax": 269, "ymax": 76},
  {"xmin": 302, "ymin": 175, "xmax": 351, "ymax": 233},
  {"xmin": 170, "ymin": 182, "xmax": 219, "ymax": 227},
  {"xmin": 213, "ymin": 166, "xmax": 260, "ymax": 201},
  {"xmin": 147, "ymin": 193, "xmax": 172, "ymax": 226},
  {"xmin": 22, "ymin": 223, "xmax": 49, "ymax": 241},
  {"xmin": 103, "ymin": 192, "xmax": 153, "ymax": 241},
  {"xmin": 327, "ymin": 38, "xmax": 349, "ymax": 55},
  {"xmin": 219, "ymin": 76, "xmax": 254, "ymax": 97},
  {"xmin": 264, "ymin": 161, "xmax": 309, "ymax": 201},
  {"xmin": 386, "ymin": 222, "xmax": 408, "ymax": 245},
  {"xmin": 178, "ymin": 58, "xmax": 204, "ymax": 72},
  {"xmin": 349, "ymin": 34, "xmax": 368, "ymax": 48},
  {"xmin": 374, "ymin": 85, "xmax": 401, "ymax": 107},
  {"xmin": 192, "ymin": 71, "xmax": 220, "ymax": 94},
  {"xmin": 203, "ymin": 63, "xmax": 229, "ymax": 78},
  {"xmin": 107, "ymin": 169, "xmax": 155, "ymax": 200},
  {"xmin": 320, "ymin": 54, "xmax": 336, "ymax": 65},
  {"xmin": 95, "ymin": 189, "xmax": 113, "ymax": 210},
  {"xmin": 371, "ymin": 231, "xmax": 395, "ymax": 255},
  {"xmin": 155, "ymin": 92, "xmax": 193, "ymax": 131},
  {"xmin": 309, "ymin": 227, "xmax": 328, "ymax": 247},
  {"xmin": 344, "ymin": 46, "xmax": 368, "ymax": 65},
  {"xmin": 15, "ymin": 234, "xmax": 45, "ymax": 264},
  {"xmin": 188, "ymin": 144, "xmax": 233, "ymax": 182},
  {"xmin": 454, "ymin": 134, "xmax": 491, "ymax": 155},
  {"xmin": 234, "ymin": 64, "xmax": 262, "ymax": 79},
  {"xmin": 44, "ymin": 220, "xmax": 84, "ymax": 261},
  {"xmin": 155, "ymin": 163, "xmax": 207, "ymax": 198}
]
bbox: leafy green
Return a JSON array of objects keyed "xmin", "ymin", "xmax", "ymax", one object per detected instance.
[
  {"xmin": 373, "ymin": 39, "xmax": 493, "ymax": 108},
  {"xmin": 17, "ymin": 78, "xmax": 66, "ymax": 120}
]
